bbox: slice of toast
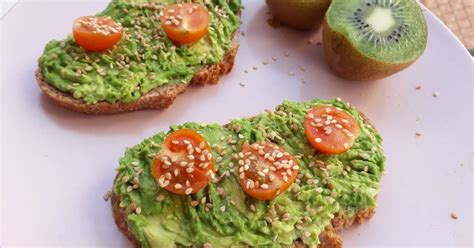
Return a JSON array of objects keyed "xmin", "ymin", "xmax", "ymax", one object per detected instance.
[
  {"xmin": 109, "ymin": 102, "xmax": 383, "ymax": 248},
  {"xmin": 36, "ymin": 35, "xmax": 239, "ymax": 115},
  {"xmin": 111, "ymin": 191, "xmax": 375, "ymax": 248}
]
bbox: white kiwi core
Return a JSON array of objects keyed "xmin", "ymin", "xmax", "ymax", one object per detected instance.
[{"xmin": 365, "ymin": 7, "xmax": 395, "ymax": 33}]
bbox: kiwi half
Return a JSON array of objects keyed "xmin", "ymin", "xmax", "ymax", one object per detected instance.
[
  {"xmin": 323, "ymin": 0, "xmax": 428, "ymax": 81},
  {"xmin": 266, "ymin": 0, "xmax": 331, "ymax": 30}
]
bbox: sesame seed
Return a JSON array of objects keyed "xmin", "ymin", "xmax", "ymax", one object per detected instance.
[
  {"xmin": 315, "ymin": 138, "xmax": 322, "ymax": 143},
  {"xmin": 103, "ymin": 191, "xmax": 111, "ymax": 201},
  {"xmin": 450, "ymin": 212, "xmax": 458, "ymax": 220},
  {"xmin": 185, "ymin": 187, "xmax": 193, "ymax": 195},
  {"xmin": 261, "ymin": 184, "xmax": 269, "ymax": 189},
  {"xmin": 416, "ymin": 131, "xmax": 423, "ymax": 136},
  {"xmin": 268, "ymin": 174, "xmax": 276, "ymax": 182},
  {"xmin": 416, "ymin": 86, "xmax": 422, "ymax": 90},
  {"xmin": 135, "ymin": 207, "xmax": 142, "ymax": 214},
  {"xmin": 217, "ymin": 187, "xmax": 225, "ymax": 196},
  {"xmin": 174, "ymin": 183, "xmax": 183, "ymax": 189},
  {"xmin": 220, "ymin": 205, "xmax": 226, "ymax": 212},
  {"xmin": 288, "ymin": 71, "xmax": 295, "ymax": 76},
  {"xmin": 303, "ymin": 231, "xmax": 311, "ymax": 238},
  {"xmin": 121, "ymin": 175, "xmax": 129, "ymax": 183},
  {"xmin": 191, "ymin": 201, "xmax": 199, "ymax": 207},
  {"xmin": 433, "ymin": 92, "xmax": 440, "ymax": 97}
]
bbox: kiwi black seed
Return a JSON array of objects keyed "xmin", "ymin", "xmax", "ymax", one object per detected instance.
[{"xmin": 323, "ymin": 0, "xmax": 428, "ymax": 81}]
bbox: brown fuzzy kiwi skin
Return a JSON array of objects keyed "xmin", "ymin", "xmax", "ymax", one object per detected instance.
[
  {"xmin": 322, "ymin": 18, "xmax": 414, "ymax": 81},
  {"xmin": 266, "ymin": 0, "xmax": 331, "ymax": 30}
]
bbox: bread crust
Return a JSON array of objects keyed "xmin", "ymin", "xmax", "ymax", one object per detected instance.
[
  {"xmin": 110, "ymin": 110, "xmax": 379, "ymax": 248},
  {"xmin": 36, "ymin": 37, "xmax": 238, "ymax": 115}
]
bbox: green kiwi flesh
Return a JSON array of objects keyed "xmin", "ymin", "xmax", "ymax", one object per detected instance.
[
  {"xmin": 266, "ymin": 0, "xmax": 332, "ymax": 30},
  {"xmin": 323, "ymin": 0, "xmax": 428, "ymax": 80}
]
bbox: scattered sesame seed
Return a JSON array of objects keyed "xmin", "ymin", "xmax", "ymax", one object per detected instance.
[
  {"xmin": 450, "ymin": 212, "xmax": 458, "ymax": 220},
  {"xmin": 252, "ymin": 66, "xmax": 258, "ymax": 70},
  {"xmin": 185, "ymin": 187, "xmax": 193, "ymax": 195},
  {"xmin": 288, "ymin": 71, "xmax": 295, "ymax": 76},
  {"xmin": 220, "ymin": 205, "xmax": 226, "ymax": 212},
  {"xmin": 103, "ymin": 191, "xmax": 111, "ymax": 201},
  {"xmin": 250, "ymin": 204, "xmax": 256, "ymax": 212},
  {"xmin": 416, "ymin": 131, "xmax": 423, "ymax": 136},
  {"xmin": 416, "ymin": 86, "xmax": 422, "ymax": 90},
  {"xmin": 217, "ymin": 187, "xmax": 225, "ymax": 196},
  {"xmin": 433, "ymin": 92, "xmax": 440, "ymax": 97},
  {"xmin": 174, "ymin": 183, "xmax": 183, "ymax": 189},
  {"xmin": 156, "ymin": 194, "xmax": 165, "ymax": 201},
  {"xmin": 315, "ymin": 138, "xmax": 322, "ymax": 143},
  {"xmin": 135, "ymin": 207, "xmax": 142, "ymax": 214},
  {"xmin": 239, "ymin": 82, "xmax": 246, "ymax": 87}
]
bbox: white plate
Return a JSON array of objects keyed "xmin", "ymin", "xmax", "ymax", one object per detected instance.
[{"xmin": 1, "ymin": 1, "xmax": 473, "ymax": 247}]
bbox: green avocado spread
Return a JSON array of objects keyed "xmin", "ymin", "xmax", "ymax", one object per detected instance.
[
  {"xmin": 38, "ymin": 0, "xmax": 241, "ymax": 104},
  {"xmin": 113, "ymin": 99, "xmax": 385, "ymax": 248}
]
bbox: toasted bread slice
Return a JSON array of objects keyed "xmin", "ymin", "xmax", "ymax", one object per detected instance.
[
  {"xmin": 109, "ymin": 106, "xmax": 380, "ymax": 248},
  {"xmin": 36, "ymin": 36, "xmax": 239, "ymax": 115},
  {"xmin": 110, "ymin": 191, "xmax": 374, "ymax": 248}
]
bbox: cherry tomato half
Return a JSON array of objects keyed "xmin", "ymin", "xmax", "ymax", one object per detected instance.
[
  {"xmin": 304, "ymin": 106, "xmax": 360, "ymax": 155},
  {"xmin": 160, "ymin": 3, "xmax": 209, "ymax": 45},
  {"xmin": 238, "ymin": 142, "xmax": 299, "ymax": 201},
  {"xmin": 152, "ymin": 129, "xmax": 215, "ymax": 195},
  {"xmin": 73, "ymin": 16, "xmax": 123, "ymax": 52}
]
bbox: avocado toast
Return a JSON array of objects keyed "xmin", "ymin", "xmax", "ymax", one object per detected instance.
[
  {"xmin": 36, "ymin": 0, "xmax": 241, "ymax": 114},
  {"xmin": 111, "ymin": 98, "xmax": 385, "ymax": 247}
]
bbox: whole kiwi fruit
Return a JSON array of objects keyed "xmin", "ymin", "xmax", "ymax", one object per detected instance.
[
  {"xmin": 323, "ymin": 0, "xmax": 428, "ymax": 81},
  {"xmin": 266, "ymin": 0, "xmax": 332, "ymax": 30}
]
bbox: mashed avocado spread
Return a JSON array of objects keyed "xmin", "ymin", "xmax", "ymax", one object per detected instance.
[
  {"xmin": 38, "ymin": 0, "xmax": 241, "ymax": 104},
  {"xmin": 113, "ymin": 99, "xmax": 385, "ymax": 247}
]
